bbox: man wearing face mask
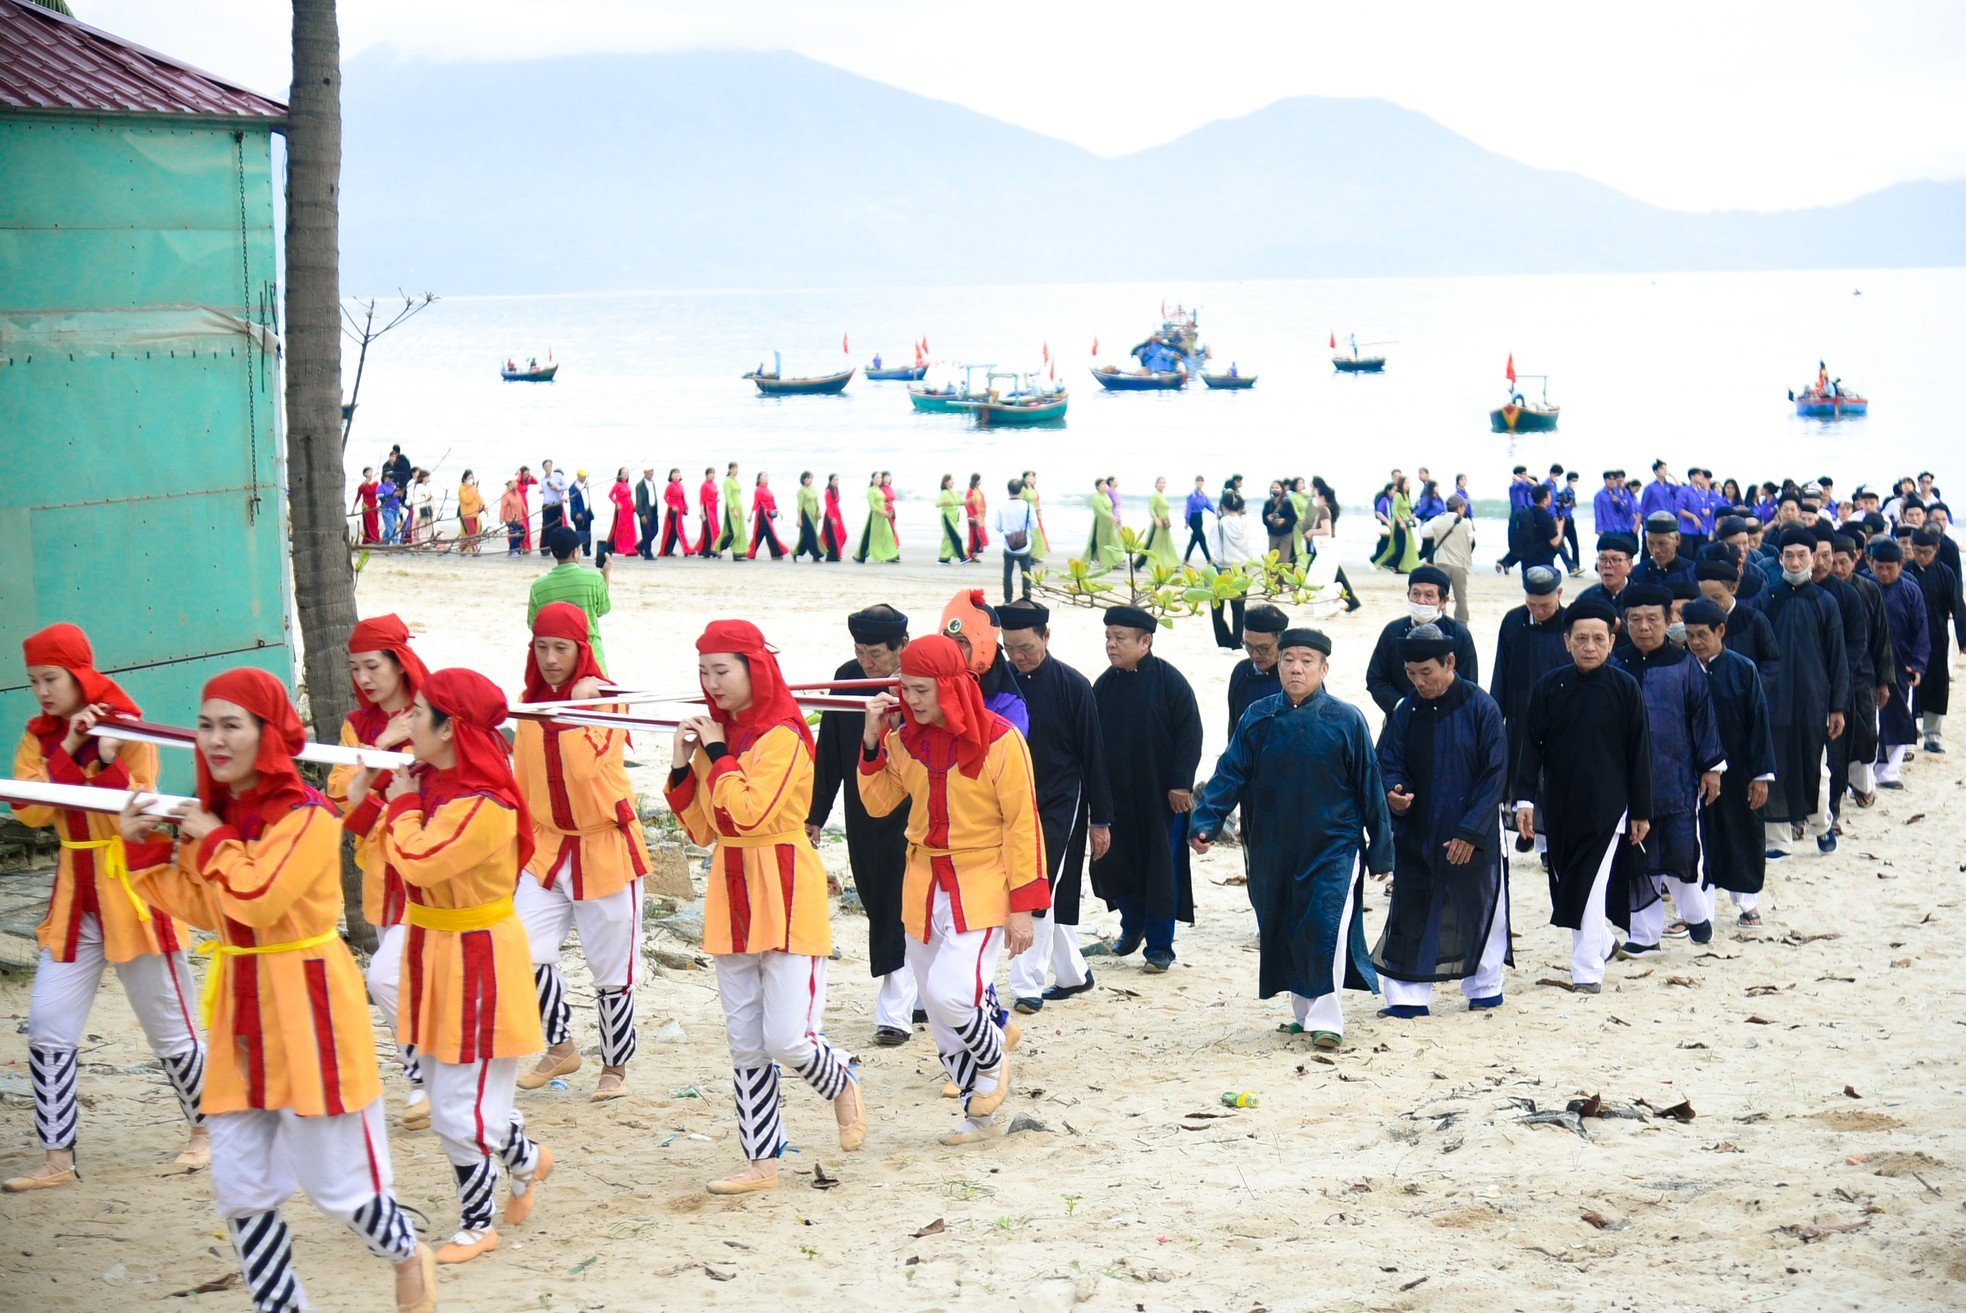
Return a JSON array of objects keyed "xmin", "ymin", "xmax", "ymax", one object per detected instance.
[
  {"xmin": 1750, "ymin": 525, "xmax": 1850, "ymax": 858},
  {"xmin": 1365, "ymin": 565, "xmax": 1479, "ymax": 715},
  {"xmin": 1612, "ymin": 586, "xmax": 1725, "ymax": 952}
]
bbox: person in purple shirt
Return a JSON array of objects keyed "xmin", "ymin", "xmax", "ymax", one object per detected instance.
[
  {"xmin": 1182, "ymin": 476, "xmax": 1217, "ymax": 563},
  {"xmin": 1639, "ymin": 461, "xmax": 1679, "ymax": 525},
  {"xmin": 1506, "ymin": 466, "xmax": 1535, "ymax": 513},
  {"xmin": 1593, "ymin": 470, "xmax": 1632, "ymax": 538},
  {"xmin": 1675, "ymin": 468, "xmax": 1720, "ymax": 553},
  {"xmin": 1615, "ymin": 472, "xmax": 1640, "ymax": 536}
]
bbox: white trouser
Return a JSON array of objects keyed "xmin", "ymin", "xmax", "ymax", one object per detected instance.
[
  {"xmin": 1850, "ymin": 759, "xmax": 1876, "ymax": 792},
  {"xmin": 1873, "ymin": 744, "xmax": 1908, "ymax": 785},
  {"xmin": 1922, "ymin": 711, "xmax": 1945, "ymax": 739},
  {"xmin": 516, "ymin": 870, "xmax": 642, "ymax": 988},
  {"xmin": 1007, "ymin": 911, "xmax": 1090, "ymax": 999},
  {"xmin": 364, "ymin": 923, "xmax": 422, "ymax": 1092},
  {"xmin": 425, "ymin": 1057, "xmax": 524, "ymax": 1169},
  {"xmin": 1571, "ymin": 824, "xmax": 1624, "ymax": 986},
  {"xmin": 1629, "ymin": 876, "xmax": 1668, "ymax": 946},
  {"xmin": 1666, "ymin": 875, "xmax": 1713, "ymax": 928},
  {"xmin": 715, "ymin": 952, "xmax": 833, "ymax": 1071},
  {"xmin": 1765, "ymin": 750, "xmax": 1833, "ymax": 847},
  {"xmin": 1729, "ymin": 889, "xmax": 1759, "ymax": 911},
  {"xmin": 28, "ymin": 918, "xmax": 200, "ymax": 1058},
  {"xmin": 1290, "ymin": 873, "xmax": 1357, "ymax": 1034},
  {"xmin": 906, "ymin": 887, "xmax": 1006, "ymax": 1116},
  {"xmin": 1380, "ymin": 890, "xmax": 1510, "ymax": 1008},
  {"xmin": 209, "ymin": 1101, "xmax": 402, "ymax": 1226},
  {"xmin": 874, "ymin": 968, "xmax": 919, "ymax": 1031}
]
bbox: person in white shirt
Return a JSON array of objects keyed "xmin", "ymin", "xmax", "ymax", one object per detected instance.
[
  {"xmin": 993, "ymin": 479, "xmax": 1038, "ymax": 602},
  {"xmin": 1421, "ymin": 495, "xmax": 1477, "ymax": 624}
]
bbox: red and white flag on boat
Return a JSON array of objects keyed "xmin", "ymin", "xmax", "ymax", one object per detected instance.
[
  {"xmin": 1329, "ymin": 331, "xmax": 1336, "ymax": 350},
  {"xmin": 842, "ymin": 333, "xmax": 850, "ymax": 355},
  {"xmin": 1041, "ymin": 341, "xmax": 1049, "ymax": 363},
  {"xmin": 1091, "ymin": 336, "xmax": 1099, "ymax": 356},
  {"xmin": 1505, "ymin": 353, "xmax": 1516, "ymax": 384},
  {"xmin": 1048, "ymin": 358, "xmax": 1056, "ymax": 381}
]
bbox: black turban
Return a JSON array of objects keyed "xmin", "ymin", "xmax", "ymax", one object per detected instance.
[
  {"xmin": 1408, "ymin": 564, "xmax": 1452, "ymax": 595},
  {"xmin": 1597, "ymin": 532, "xmax": 1639, "ymax": 557},
  {"xmin": 997, "ymin": 602, "xmax": 1049, "ymax": 631},
  {"xmin": 1644, "ymin": 511, "xmax": 1681, "ymax": 535},
  {"xmin": 1681, "ymin": 598, "xmax": 1728, "ymax": 630},
  {"xmin": 1565, "ymin": 598, "xmax": 1620, "ymax": 632},
  {"xmin": 1396, "ymin": 624, "xmax": 1455, "ymax": 661},
  {"xmin": 1869, "ymin": 536, "xmax": 1903, "ymax": 562},
  {"xmin": 1243, "ymin": 604, "xmax": 1289, "ymax": 634},
  {"xmin": 1717, "ymin": 516, "xmax": 1750, "ymax": 538},
  {"xmin": 1695, "ymin": 559, "xmax": 1738, "ymax": 584},
  {"xmin": 1523, "ymin": 566, "xmax": 1562, "ymax": 596},
  {"xmin": 1913, "ymin": 528, "xmax": 1942, "ymax": 548},
  {"xmin": 1620, "ymin": 583, "xmax": 1673, "ymax": 611},
  {"xmin": 1776, "ymin": 525, "xmax": 1818, "ymax": 551},
  {"xmin": 1278, "ymin": 628, "xmax": 1332, "ymax": 655},
  {"xmin": 1104, "ymin": 605, "xmax": 1157, "ymax": 634},
  {"xmin": 846, "ymin": 606, "xmax": 909, "ymax": 646}
]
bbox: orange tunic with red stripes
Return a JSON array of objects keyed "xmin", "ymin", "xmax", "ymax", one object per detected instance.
[
  {"xmin": 380, "ymin": 790, "xmax": 544, "ymax": 1063},
  {"xmin": 513, "ymin": 713, "xmax": 649, "ymax": 899},
  {"xmin": 326, "ymin": 718, "xmax": 409, "ymax": 929},
  {"xmin": 664, "ymin": 723, "xmax": 833, "ymax": 957},
  {"xmin": 127, "ymin": 792, "xmax": 381, "ymax": 1117},
  {"xmin": 855, "ymin": 717, "xmax": 1051, "ymax": 941},
  {"xmin": 10, "ymin": 729, "xmax": 189, "ymax": 963}
]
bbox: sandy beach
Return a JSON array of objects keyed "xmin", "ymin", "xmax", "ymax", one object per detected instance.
[{"xmin": 3, "ymin": 548, "xmax": 1962, "ymax": 1312}]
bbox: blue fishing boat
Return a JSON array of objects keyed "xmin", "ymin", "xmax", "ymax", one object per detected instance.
[
  {"xmin": 908, "ymin": 363, "xmax": 994, "ymax": 413},
  {"xmin": 865, "ymin": 363, "xmax": 929, "ymax": 381},
  {"xmin": 1790, "ymin": 364, "xmax": 1866, "ymax": 418},
  {"xmin": 1330, "ymin": 333, "xmax": 1387, "ymax": 373},
  {"xmin": 1091, "ymin": 366, "xmax": 1187, "ymax": 391},
  {"xmin": 1201, "ymin": 369, "xmax": 1256, "ymax": 390},
  {"xmin": 744, "ymin": 351, "xmax": 852, "ymax": 395},
  {"xmin": 969, "ymin": 372, "xmax": 1068, "ymax": 426}
]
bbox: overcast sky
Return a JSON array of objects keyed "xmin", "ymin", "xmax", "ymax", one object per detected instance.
[{"xmin": 80, "ymin": 0, "xmax": 1966, "ymax": 212}]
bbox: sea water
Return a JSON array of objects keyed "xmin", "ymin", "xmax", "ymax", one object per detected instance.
[{"xmin": 341, "ymin": 267, "xmax": 1962, "ymax": 558}]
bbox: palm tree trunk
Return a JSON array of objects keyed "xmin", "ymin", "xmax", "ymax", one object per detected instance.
[{"xmin": 286, "ymin": 0, "xmax": 372, "ymax": 951}]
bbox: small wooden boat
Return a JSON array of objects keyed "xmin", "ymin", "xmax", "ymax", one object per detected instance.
[
  {"xmin": 745, "ymin": 367, "xmax": 854, "ymax": 396},
  {"xmin": 1331, "ymin": 356, "xmax": 1385, "ymax": 373},
  {"xmin": 865, "ymin": 363, "xmax": 929, "ymax": 381},
  {"xmin": 1792, "ymin": 387, "xmax": 1867, "ymax": 419},
  {"xmin": 1490, "ymin": 369, "xmax": 1559, "ymax": 433},
  {"xmin": 501, "ymin": 362, "xmax": 559, "ymax": 382},
  {"xmin": 909, "ymin": 386, "xmax": 979, "ymax": 413},
  {"xmin": 1091, "ymin": 366, "xmax": 1187, "ymax": 391},
  {"xmin": 1201, "ymin": 371, "xmax": 1257, "ymax": 390},
  {"xmin": 970, "ymin": 373, "xmax": 1068, "ymax": 426}
]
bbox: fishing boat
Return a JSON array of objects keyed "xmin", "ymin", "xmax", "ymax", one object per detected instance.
[
  {"xmin": 908, "ymin": 363, "xmax": 994, "ymax": 413},
  {"xmin": 745, "ymin": 367, "xmax": 853, "ymax": 396},
  {"xmin": 1790, "ymin": 364, "xmax": 1866, "ymax": 418},
  {"xmin": 1330, "ymin": 333, "xmax": 1387, "ymax": 373},
  {"xmin": 1091, "ymin": 365, "xmax": 1187, "ymax": 391},
  {"xmin": 1201, "ymin": 369, "xmax": 1257, "ymax": 390},
  {"xmin": 1489, "ymin": 372, "xmax": 1560, "ymax": 433},
  {"xmin": 969, "ymin": 372, "xmax": 1068, "ymax": 426},
  {"xmin": 501, "ymin": 358, "xmax": 558, "ymax": 382},
  {"xmin": 865, "ymin": 363, "xmax": 929, "ymax": 381}
]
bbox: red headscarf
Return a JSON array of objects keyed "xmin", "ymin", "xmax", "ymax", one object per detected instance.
[
  {"xmin": 346, "ymin": 613, "xmax": 432, "ymax": 741},
  {"xmin": 898, "ymin": 634, "xmax": 994, "ymax": 777},
  {"xmin": 197, "ymin": 668, "xmax": 309, "ymax": 820},
  {"xmin": 694, "ymin": 620, "xmax": 814, "ymax": 754},
  {"xmin": 21, "ymin": 623, "xmax": 142, "ymax": 738},
  {"xmin": 939, "ymin": 589, "xmax": 1001, "ymax": 675},
  {"xmin": 420, "ymin": 667, "xmax": 534, "ymax": 871},
  {"xmin": 522, "ymin": 602, "xmax": 606, "ymax": 703}
]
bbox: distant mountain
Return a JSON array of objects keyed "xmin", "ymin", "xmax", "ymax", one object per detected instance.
[{"xmin": 339, "ymin": 49, "xmax": 1966, "ymax": 294}]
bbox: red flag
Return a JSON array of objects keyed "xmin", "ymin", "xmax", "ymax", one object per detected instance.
[
  {"xmin": 922, "ymin": 337, "xmax": 929, "ymax": 355},
  {"xmin": 1048, "ymin": 359, "xmax": 1056, "ymax": 381},
  {"xmin": 1328, "ymin": 331, "xmax": 1336, "ymax": 350},
  {"xmin": 1091, "ymin": 336, "xmax": 1099, "ymax": 356},
  {"xmin": 1505, "ymin": 353, "xmax": 1516, "ymax": 384},
  {"xmin": 1042, "ymin": 341, "xmax": 1049, "ymax": 363},
  {"xmin": 843, "ymin": 332, "xmax": 850, "ymax": 355}
]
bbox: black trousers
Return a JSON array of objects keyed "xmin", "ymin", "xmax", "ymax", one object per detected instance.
[
  {"xmin": 1559, "ymin": 519, "xmax": 1581, "ymax": 570},
  {"xmin": 540, "ymin": 504, "xmax": 564, "ymax": 552},
  {"xmin": 1210, "ymin": 597, "xmax": 1246, "ymax": 649},
  {"xmin": 1184, "ymin": 512, "xmax": 1213, "ymax": 564},
  {"xmin": 637, "ymin": 510, "xmax": 658, "ymax": 557},
  {"xmin": 1003, "ymin": 552, "xmax": 1033, "ymax": 602}
]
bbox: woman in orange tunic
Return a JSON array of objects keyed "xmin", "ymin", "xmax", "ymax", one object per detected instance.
[
  {"xmin": 512, "ymin": 603, "xmax": 649, "ymax": 1100},
  {"xmin": 377, "ymin": 668, "xmax": 552, "ymax": 1265},
  {"xmin": 6, "ymin": 624, "xmax": 206, "ymax": 1193},
  {"xmin": 326, "ymin": 613, "xmax": 433, "ymax": 1129},
  {"xmin": 117, "ymin": 668, "xmax": 434, "ymax": 1313},
  {"xmin": 857, "ymin": 635, "xmax": 1049, "ymax": 1146},
  {"xmin": 665, "ymin": 620, "xmax": 865, "ymax": 1194}
]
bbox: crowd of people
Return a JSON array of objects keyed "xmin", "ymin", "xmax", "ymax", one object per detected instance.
[{"xmin": 7, "ymin": 455, "xmax": 1958, "ymax": 1311}]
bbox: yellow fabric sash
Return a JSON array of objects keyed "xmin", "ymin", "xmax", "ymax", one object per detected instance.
[
  {"xmin": 196, "ymin": 930, "xmax": 339, "ymax": 1026},
  {"xmin": 717, "ymin": 829, "xmax": 805, "ymax": 850},
  {"xmin": 61, "ymin": 837, "xmax": 149, "ymax": 923},
  {"xmin": 402, "ymin": 895, "xmax": 514, "ymax": 932}
]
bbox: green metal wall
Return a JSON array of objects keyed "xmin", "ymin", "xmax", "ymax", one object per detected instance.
[{"xmin": 0, "ymin": 115, "xmax": 292, "ymax": 794}]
